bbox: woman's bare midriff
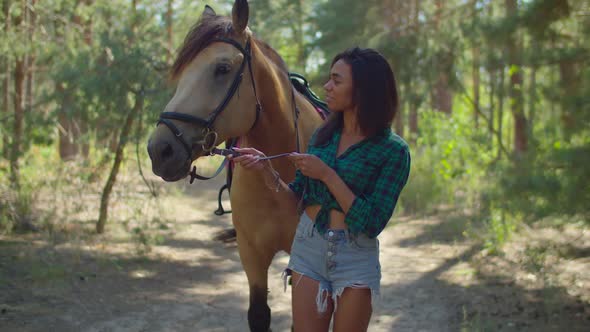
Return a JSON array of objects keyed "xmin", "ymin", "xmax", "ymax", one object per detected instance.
[{"xmin": 305, "ymin": 205, "xmax": 348, "ymax": 230}]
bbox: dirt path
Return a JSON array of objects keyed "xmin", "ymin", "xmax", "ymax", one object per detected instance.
[{"xmin": 1, "ymin": 177, "xmax": 588, "ymax": 331}]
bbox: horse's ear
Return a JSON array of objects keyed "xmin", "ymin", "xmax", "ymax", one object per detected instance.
[
  {"xmin": 201, "ymin": 5, "xmax": 216, "ymax": 19},
  {"xmin": 232, "ymin": 0, "xmax": 249, "ymax": 35}
]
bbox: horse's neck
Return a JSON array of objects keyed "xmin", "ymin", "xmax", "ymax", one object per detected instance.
[{"xmin": 244, "ymin": 47, "xmax": 311, "ymax": 155}]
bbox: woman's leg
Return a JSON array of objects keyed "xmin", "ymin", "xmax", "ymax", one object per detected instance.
[
  {"xmin": 291, "ymin": 271, "xmax": 333, "ymax": 332},
  {"xmin": 332, "ymin": 287, "xmax": 372, "ymax": 332}
]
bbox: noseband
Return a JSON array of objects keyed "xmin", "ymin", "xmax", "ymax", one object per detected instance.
[{"xmin": 157, "ymin": 37, "xmax": 262, "ymax": 158}]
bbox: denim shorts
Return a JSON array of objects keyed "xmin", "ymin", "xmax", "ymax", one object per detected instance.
[{"xmin": 283, "ymin": 212, "xmax": 381, "ymax": 313}]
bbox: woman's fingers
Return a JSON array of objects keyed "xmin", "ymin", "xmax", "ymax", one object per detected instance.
[
  {"xmin": 231, "ymin": 154, "xmax": 264, "ymax": 170},
  {"xmin": 288, "ymin": 153, "xmax": 306, "ymax": 169},
  {"xmin": 233, "ymin": 147, "xmax": 264, "ymax": 156}
]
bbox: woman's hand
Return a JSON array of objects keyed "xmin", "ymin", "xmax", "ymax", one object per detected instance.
[
  {"xmin": 227, "ymin": 147, "xmax": 270, "ymax": 172},
  {"xmin": 288, "ymin": 153, "xmax": 334, "ymax": 182}
]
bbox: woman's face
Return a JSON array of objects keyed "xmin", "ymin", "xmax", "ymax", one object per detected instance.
[{"xmin": 323, "ymin": 59, "xmax": 355, "ymax": 113}]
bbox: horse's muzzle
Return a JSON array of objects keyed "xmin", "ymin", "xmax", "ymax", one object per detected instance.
[{"xmin": 147, "ymin": 139, "xmax": 192, "ymax": 182}]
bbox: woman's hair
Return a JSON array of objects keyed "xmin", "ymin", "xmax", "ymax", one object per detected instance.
[{"xmin": 313, "ymin": 47, "xmax": 398, "ymax": 146}]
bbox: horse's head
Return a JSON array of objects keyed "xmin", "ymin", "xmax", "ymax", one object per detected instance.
[{"xmin": 148, "ymin": 0, "xmax": 259, "ymax": 181}]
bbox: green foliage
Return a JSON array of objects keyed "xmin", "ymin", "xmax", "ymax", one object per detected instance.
[
  {"xmin": 492, "ymin": 138, "xmax": 590, "ymax": 223},
  {"xmin": 400, "ymin": 109, "xmax": 494, "ymax": 214},
  {"xmin": 0, "ymin": 180, "xmax": 36, "ymax": 234}
]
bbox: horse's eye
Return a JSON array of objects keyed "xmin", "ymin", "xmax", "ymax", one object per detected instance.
[{"xmin": 215, "ymin": 64, "xmax": 231, "ymax": 76}]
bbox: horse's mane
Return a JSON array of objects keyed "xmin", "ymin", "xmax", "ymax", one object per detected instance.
[{"xmin": 171, "ymin": 15, "xmax": 288, "ymax": 81}]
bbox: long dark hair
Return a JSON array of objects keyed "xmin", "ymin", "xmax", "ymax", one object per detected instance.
[{"xmin": 313, "ymin": 47, "xmax": 398, "ymax": 146}]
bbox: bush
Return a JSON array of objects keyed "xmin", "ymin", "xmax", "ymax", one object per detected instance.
[
  {"xmin": 0, "ymin": 182, "xmax": 37, "ymax": 234},
  {"xmin": 400, "ymin": 110, "xmax": 492, "ymax": 215}
]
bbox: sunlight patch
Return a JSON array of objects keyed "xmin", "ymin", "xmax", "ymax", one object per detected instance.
[{"xmin": 130, "ymin": 269, "xmax": 156, "ymax": 279}]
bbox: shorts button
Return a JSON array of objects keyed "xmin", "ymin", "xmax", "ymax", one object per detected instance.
[{"xmin": 327, "ymin": 251, "xmax": 333, "ymax": 257}]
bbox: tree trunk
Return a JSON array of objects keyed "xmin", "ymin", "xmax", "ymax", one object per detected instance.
[
  {"xmin": 408, "ymin": 0, "xmax": 419, "ymax": 142},
  {"xmin": 25, "ymin": 0, "xmax": 36, "ymax": 114},
  {"xmin": 528, "ymin": 64, "xmax": 537, "ymax": 141},
  {"xmin": 488, "ymin": 68, "xmax": 496, "ymax": 143},
  {"xmin": 559, "ymin": 60, "xmax": 578, "ymax": 141},
  {"xmin": 434, "ymin": 75, "xmax": 453, "ymax": 114},
  {"xmin": 506, "ymin": 0, "xmax": 527, "ymax": 154},
  {"xmin": 497, "ymin": 66, "xmax": 505, "ymax": 159},
  {"xmin": 393, "ymin": 86, "xmax": 405, "ymax": 137},
  {"xmin": 10, "ymin": 0, "xmax": 25, "ymax": 188},
  {"xmin": 58, "ymin": 0, "xmax": 93, "ymax": 160},
  {"xmin": 57, "ymin": 82, "xmax": 79, "ymax": 160},
  {"xmin": 408, "ymin": 97, "xmax": 417, "ymax": 142},
  {"xmin": 56, "ymin": 3, "xmax": 78, "ymax": 160},
  {"xmin": 2, "ymin": 0, "xmax": 11, "ymax": 159},
  {"xmin": 12, "ymin": 64, "xmax": 25, "ymax": 189},
  {"xmin": 433, "ymin": 0, "xmax": 453, "ymax": 114},
  {"xmin": 472, "ymin": 0, "xmax": 480, "ymax": 127},
  {"xmin": 96, "ymin": 92, "xmax": 144, "ymax": 233},
  {"xmin": 472, "ymin": 49, "xmax": 480, "ymax": 128}
]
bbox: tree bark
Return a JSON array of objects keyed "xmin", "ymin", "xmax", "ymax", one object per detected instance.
[
  {"xmin": 506, "ymin": 0, "xmax": 527, "ymax": 154},
  {"xmin": 96, "ymin": 92, "xmax": 144, "ymax": 234},
  {"xmin": 488, "ymin": 68, "xmax": 496, "ymax": 143},
  {"xmin": 57, "ymin": 2, "xmax": 78, "ymax": 160},
  {"xmin": 25, "ymin": 0, "xmax": 36, "ymax": 114},
  {"xmin": 433, "ymin": 0, "xmax": 453, "ymax": 114},
  {"xmin": 2, "ymin": 0, "xmax": 11, "ymax": 159},
  {"xmin": 59, "ymin": 0, "xmax": 93, "ymax": 159},
  {"xmin": 472, "ymin": 49, "xmax": 480, "ymax": 128},
  {"xmin": 528, "ymin": 64, "xmax": 537, "ymax": 140},
  {"xmin": 408, "ymin": 0, "xmax": 419, "ymax": 142},
  {"xmin": 472, "ymin": 0, "xmax": 480, "ymax": 128},
  {"xmin": 559, "ymin": 60, "xmax": 578, "ymax": 141},
  {"xmin": 11, "ymin": 0, "xmax": 25, "ymax": 188},
  {"xmin": 497, "ymin": 66, "xmax": 505, "ymax": 159}
]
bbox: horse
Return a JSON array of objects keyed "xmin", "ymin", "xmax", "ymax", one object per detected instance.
[{"xmin": 147, "ymin": 1, "xmax": 324, "ymax": 331}]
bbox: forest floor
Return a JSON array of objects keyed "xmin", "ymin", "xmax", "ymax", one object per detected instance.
[{"xmin": 1, "ymin": 170, "xmax": 589, "ymax": 332}]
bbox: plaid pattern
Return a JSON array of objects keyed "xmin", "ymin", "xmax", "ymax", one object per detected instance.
[{"xmin": 289, "ymin": 127, "xmax": 411, "ymax": 238}]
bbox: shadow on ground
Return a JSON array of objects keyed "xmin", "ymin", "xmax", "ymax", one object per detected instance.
[{"xmin": 1, "ymin": 175, "xmax": 588, "ymax": 331}]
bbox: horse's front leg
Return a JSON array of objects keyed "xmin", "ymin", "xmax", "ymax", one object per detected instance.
[{"xmin": 237, "ymin": 232, "xmax": 274, "ymax": 332}]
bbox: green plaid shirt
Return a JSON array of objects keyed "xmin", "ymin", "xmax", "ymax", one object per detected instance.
[{"xmin": 289, "ymin": 127, "xmax": 411, "ymax": 238}]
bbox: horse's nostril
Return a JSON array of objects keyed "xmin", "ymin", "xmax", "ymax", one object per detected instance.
[{"xmin": 161, "ymin": 143, "xmax": 174, "ymax": 161}]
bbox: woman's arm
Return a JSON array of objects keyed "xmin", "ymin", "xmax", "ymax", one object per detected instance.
[
  {"xmin": 320, "ymin": 168, "xmax": 356, "ymax": 213},
  {"xmin": 287, "ymin": 152, "xmax": 355, "ymax": 212},
  {"xmin": 289, "ymin": 148, "xmax": 411, "ymax": 237},
  {"xmin": 229, "ymin": 147, "xmax": 301, "ymax": 208}
]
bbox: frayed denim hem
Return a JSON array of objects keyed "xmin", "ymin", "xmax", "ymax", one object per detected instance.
[
  {"xmin": 331, "ymin": 283, "xmax": 380, "ymax": 313},
  {"xmin": 282, "ymin": 268, "xmax": 332, "ymax": 313},
  {"xmin": 283, "ymin": 269, "xmax": 380, "ymax": 314}
]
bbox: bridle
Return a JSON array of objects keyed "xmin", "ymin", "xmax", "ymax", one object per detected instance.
[
  {"xmin": 157, "ymin": 37, "xmax": 262, "ymax": 159},
  {"xmin": 155, "ymin": 35, "xmax": 303, "ymax": 184}
]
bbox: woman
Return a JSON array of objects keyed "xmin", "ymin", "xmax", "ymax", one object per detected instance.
[{"xmin": 229, "ymin": 47, "xmax": 411, "ymax": 332}]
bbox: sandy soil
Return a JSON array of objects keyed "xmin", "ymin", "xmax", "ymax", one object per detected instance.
[{"xmin": 1, "ymin": 176, "xmax": 588, "ymax": 332}]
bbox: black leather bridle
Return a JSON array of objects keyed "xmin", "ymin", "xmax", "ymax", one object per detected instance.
[{"xmin": 157, "ymin": 37, "xmax": 262, "ymax": 160}]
